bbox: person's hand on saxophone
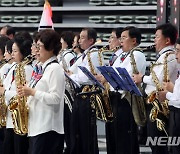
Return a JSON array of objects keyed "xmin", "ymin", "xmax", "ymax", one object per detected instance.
[
  {"xmin": 162, "ymin": 81, "xmax": 174, "ymax": 92},
  {"xmin": 157, "ymin": 81, "xmax": 174, "ymax": 102},
  {"xmin": 17, "ymin": 85, "xmax": 36, "ymax": 97},
  {"xmin": 95, "ymin": 74, "xmax": 106, "ymax": 84}
]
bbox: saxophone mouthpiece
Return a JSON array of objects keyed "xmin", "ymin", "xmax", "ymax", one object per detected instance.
[
  {"xmin": 73, "ymin": 45, "xmax": 80, "ymax": 50},
  {"xmin": 145, "ymin": 44, "xmax": 156, "ymax": 51},
  {"xmin": 139, "ymin": 44, "xmax": 156, "ymax": 52},
  {"xmin": 148, "ymin": 44, "xmax": 156, "ymax": 50}
]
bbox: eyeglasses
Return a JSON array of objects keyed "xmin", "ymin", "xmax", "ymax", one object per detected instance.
[
  {"xmin": 36, "ymin": 44, "xmax": 44, "ymax": 50},
  {"xmin": 119, "ymin": 36, "xmax": 129, "ymax": 41}
]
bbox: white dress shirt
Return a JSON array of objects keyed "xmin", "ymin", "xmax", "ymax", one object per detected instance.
[
  {"xmin": 143, "ymin": 46, "xmax": 179, "ymax": 96},
  {"xmin": 111, "ymin": 50, "xmax": 146, "ymax": 91},
  {"xmin": 27, "ymin": 56, "xmax": 65, "ymax": 137},
  {"xmin": 58, "ymin": 49, "xmax": 76, "ymax": 70},
  {"xmin": 3, "ymin": 62, "xmax": 33, "ymax": 128},
  {"xmin": 112, "ymin": 48, "xmax": 123, "ymax": 61},
  {"xmin": 69, "ymin": 53, "xmax": 82, "ymax": 74},
  {"xmin": 70, "ymin": 47, "xmax": 103, "ymax": 85},
  {"xmin": 0, "ymin": 63, "xmax": 11, "ymax": 81},
  {"xmin": 108, "ymin": 48, "xmax": 123, "ymax": 66},
  {"xmin": 166, "ymin": 76, "xmax": 180, "ymax": 108}
]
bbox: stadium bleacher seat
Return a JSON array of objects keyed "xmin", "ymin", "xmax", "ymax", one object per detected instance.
[
  {"xmin": 13, "ymin": 16, "xmax": 26, "ymax": 23},
  {"xmin": 104, "ymin": 15, "xmax": 117, "ymax": 23},
  {"xmin": 89, "ymin": 0, "xmax": 103, "ymax": 6},
  {"xmin": 135, "ymin": 16, "xmax": 149, "ymax": 24},
  {"xmin": 0, "ymin": 16, "xmax": 13, "ymax": 23},
  {"xmin": 119, "ymin": 0, "xmax": 133, "ymax": 6},
  {"xmin": 151, "ymin": 0, "xmax": 157, "ymax": 5},
  {"xmin": 141, "ymin": 34, "xmax": 149, "ymax": 42},
  {"xmin": 119, "ymin": 15, "xmax": 133, "ymax": 23},
  {"xmin": 102, "ymin": 33, "xmax": 110, "ymax": 41},
  {"xmin": 0, "ymin": 15, "xmax": 13, "ymax": 23},
  {"xmin": 149, "ymin": 34, "xmax": 155, "ymax": 42},
  {"xmin": 97, "ymin": 33, "xmax": 103, "ymax": 40},
  {"xmin": 135, "ymin": 0, "xmax": 149, "ymax": 5},
  {"xmin": 14, "ymin": 0, "xmax": 26, "ymax": 6},
  {"xmin": 0, "ymin": 0, "xmax": 13, "ymax": 7},
  {"xmin": 144, "ymin": 52, "xmax": 156, "ymax": 61},
  {"xmin": 89, "ymin": 16, "xmax": 103, "ymax": 23},
  {"xmin": 104, "ymin": 0, "xmax": 118, "ymax": 6},
  {"xmin": 150, "ymin": 16, "xmax": 156, "ymax": 23},
  {"xmin": 27, "ymin": 0, "xmax": 42, "ymax": 7},
  {"xmin": 102, "ymin": 50, "xmax": 113, "ymax": 65},
  {"xmin": 27, "ymin": 15, "xmax": 40, "ymax": 23}
]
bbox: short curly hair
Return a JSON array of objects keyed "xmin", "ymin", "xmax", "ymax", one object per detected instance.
[{"xmin": 38, "ymin": 29, "xmax": 61, "ymax": 56}]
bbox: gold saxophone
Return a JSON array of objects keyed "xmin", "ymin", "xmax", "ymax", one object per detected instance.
[
  {"xmin": 0, "ymin": 59, "xmax": 8, "ymax": 127},
  {"xmin": 0, "ymin": 79, "xmax": 7, "ymax": 127},
  {"xmin": 96, "ymin": 46, "xmax": 122, "ymax": 122},
  {"xmin": 8, "ymin": 55, "xmax": 34, "ymax": 135},
  {"xmin": 81, "ymin": 47, "xmax": 114, "ymax": 122},
  {"xmin": 124, "ymin": 47, "xmax": 147, "ymax": 126},
  {"xmin": 147, "ymin": 51, "xmax": 174, "ymax": 135}
]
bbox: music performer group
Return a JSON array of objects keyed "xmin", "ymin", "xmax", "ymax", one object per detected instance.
[{"xmin": 0, "ymin": 22, "xmax": 179, "ymax": 154}]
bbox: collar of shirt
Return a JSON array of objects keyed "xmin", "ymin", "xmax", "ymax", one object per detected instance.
[
  {"xmin": 62, "ymin": 48, "xmax": 73, "ymax": 55},
  {"xmin": 83, "ymin": 44, "xmax": 97, "ymax": 55},
  {"xmin": 158, "ymin": 45, "xmax": 175, "ymax": 56},
  {"xmin": 75, "ymin": 53, "xmax": 82, "ymax": 61},
  {"xmin": 109, "ymin": 53, "xmax": 118, "ymax": 66},
  {"xmin": 82, "ymin": 46, "xmax": 97, "ymax": 61},
  {"xmin": 119, "ymin": 51, "xmax": 129, "ymax": 62},
  {"xmin": 77, "ymin": 53, "xmax": 82, "ymax": 58},
  {"xmin": 114, "ymin": 48, "xmax": 123, "ymax": 56}
]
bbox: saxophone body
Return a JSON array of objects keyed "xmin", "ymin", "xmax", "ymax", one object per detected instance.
[
  {"xmin": 125, "ymin": 47, "xmax": 146, "ymax": 126},
  {"xmin": 0, "ymin": 80, "xmax": 7, "ymax": 127},
  {"xmin": 81, "ymin": 48, "xmax": 114, "ymax": 122},
  {"xmin": 147, "ymin": 52, "xmax": 174, "ymax": 135},
  {"xmin": 62, "ymin": 49, "xmax": 77, "ymax": 101},
  {"xmin": 8, "ymin": 55, "xmax": 34, "ymax": 135},
  {"xmin": 0, "ymin": 60, "xmax": 8, "ymax": 127}
]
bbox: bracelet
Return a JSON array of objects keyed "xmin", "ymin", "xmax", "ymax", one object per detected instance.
[{"xmin": 142, "ymin": 75, "xmax": 145, "ymax": 83}]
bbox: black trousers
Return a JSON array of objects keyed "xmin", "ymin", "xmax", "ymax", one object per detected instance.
[
  {"xmin": 64, "ymin": 90, "xmax": 73, "ymax": 154},
  {"xmin": 70, "ymin": 93, "xmax": 99, "ymax": 154},
  {"xmin": 169, "ymin": 107, "xmax": 180, "ymax": 154},
  {"xmin": 0, "ymin": 127, "xmax": 5, "ymax": 154},
  {"xmin": 3, "ymin": 128, "xmax": 29, "ymax": 154},
  {"xmin": 29, "ymin": 131, "xmax": 64, "ymax": 154},
  {"xmin": 106, "ymin": 92, "xmax": 139, "ymax": 154},
  {"xmin": 147, "ymin": 105, "xmax": 169, "ymax": 154}
]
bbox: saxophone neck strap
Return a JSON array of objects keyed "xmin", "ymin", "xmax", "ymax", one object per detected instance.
[
  {"xmin": 42, "ymin": 60, "xmax": 58, "ymax": 74},
  {"xmin": 156, "ymin": 49, "xmax": 174, "ymax": 61}
]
